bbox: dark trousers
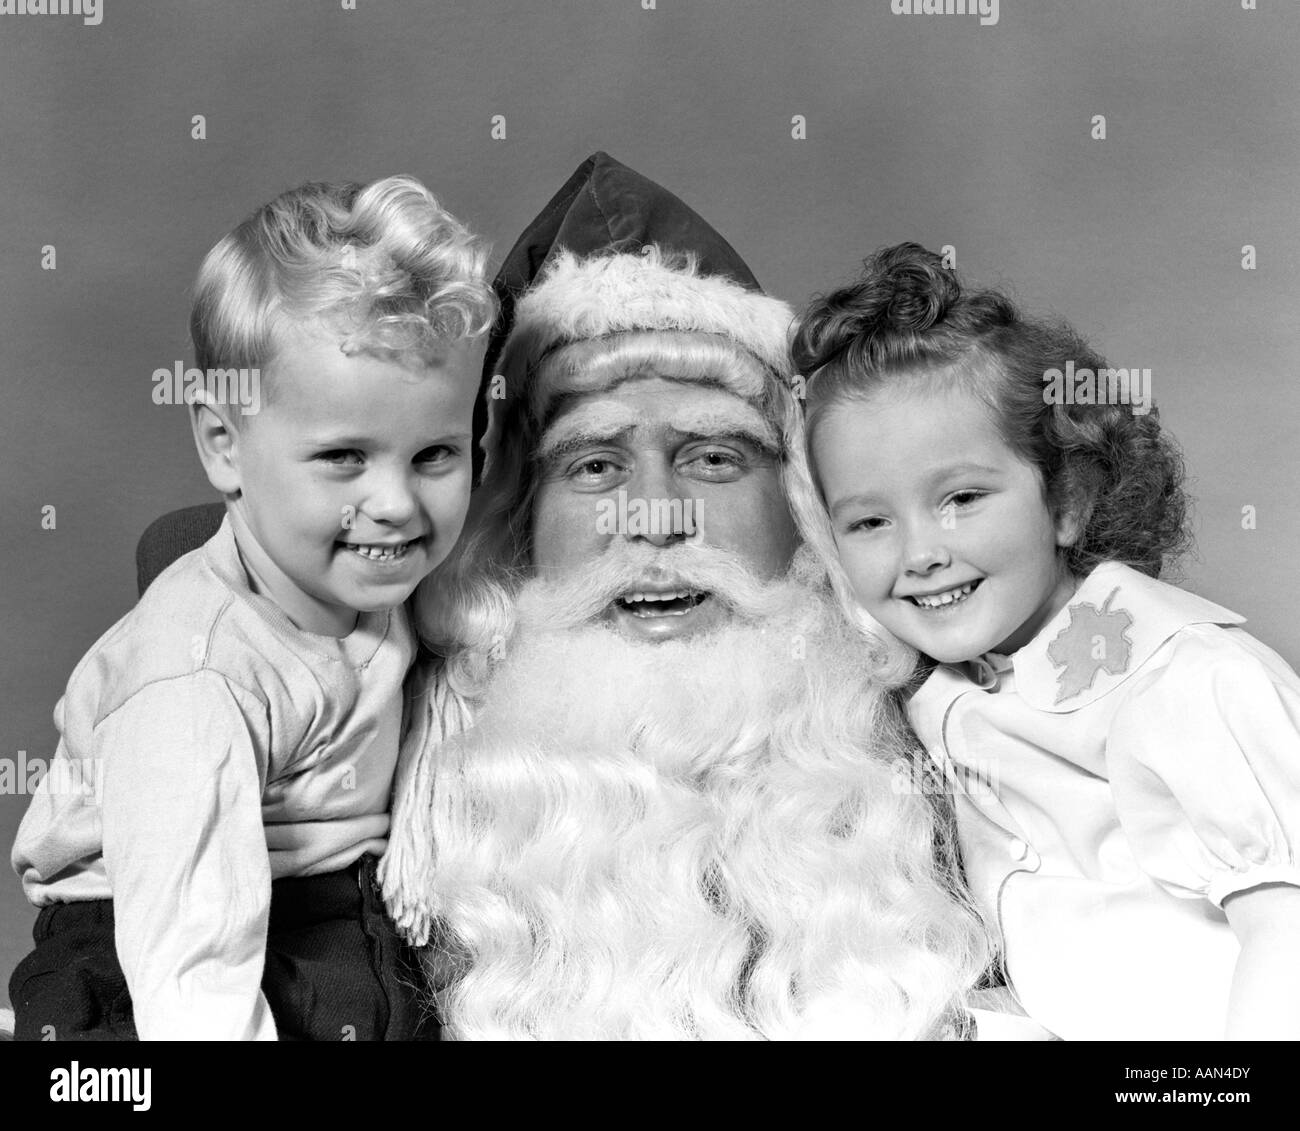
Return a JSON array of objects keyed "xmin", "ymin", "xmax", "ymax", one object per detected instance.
[{"xmin": 8, "ymin": 855, "xmax": 438, "ymax": 1041}]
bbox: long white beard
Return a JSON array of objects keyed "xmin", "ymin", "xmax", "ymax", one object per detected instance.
[{"xmin": 424, "ymin": 544, "xmax": 984, "ymax": 1040}]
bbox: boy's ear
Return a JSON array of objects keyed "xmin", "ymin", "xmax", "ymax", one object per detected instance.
[{"xmin": 189, "ymin": 392, "xmax": 242, "ymax": 496}]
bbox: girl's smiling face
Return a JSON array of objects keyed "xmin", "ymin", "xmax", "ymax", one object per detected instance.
[{"xmin": 813, "ymin": 377, "xmax": 1080, "ymax": 663}]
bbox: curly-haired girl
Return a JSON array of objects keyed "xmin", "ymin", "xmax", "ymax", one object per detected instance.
[{"xmin": 793, "ymin": 242, "xmax": 1300, "ymax": 1041}]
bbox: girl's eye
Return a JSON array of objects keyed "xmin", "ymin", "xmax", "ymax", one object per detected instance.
[
  {"xmin": 946, "ymin": 490, "xmax": 985, "ymax": 509},
  {"xmin": 416, "ymin": 445, "xmax": 458, "ymax": 466},
  {"xmin": 846, "ymin": 515, "xmax": 888, "ymax": 533}
]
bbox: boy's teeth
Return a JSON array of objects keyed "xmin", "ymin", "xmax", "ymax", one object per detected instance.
[
  {"xmin": 912, "ymin": 582, "xmax": 976, "ymax": 608},
  {"xmin": 345, "ymin": 541, "xmax": 411, "ymax": 561}
]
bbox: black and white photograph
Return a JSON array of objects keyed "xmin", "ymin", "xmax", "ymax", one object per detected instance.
[{"xmin": 1, "ymin": 0, "xmax": 1297, "ymax": 1104}]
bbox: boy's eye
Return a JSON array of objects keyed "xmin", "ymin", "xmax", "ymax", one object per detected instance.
[{"xmin": 317, "ymin": 449, "xmax": 363, "ymax": 465}]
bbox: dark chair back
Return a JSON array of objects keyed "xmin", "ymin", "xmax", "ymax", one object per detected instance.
[{"xmin": 136, "ymin": 503, "xmax": 226, "ymax": 596}]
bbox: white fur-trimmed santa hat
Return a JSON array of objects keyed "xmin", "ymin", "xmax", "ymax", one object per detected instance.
[
  {"xmin": 497, "ymin": 244, "xmax": 795, "ymax": 387},
  {"xmin": 471, "ymin": 152, "xmax": 795, "ymax": 477}
]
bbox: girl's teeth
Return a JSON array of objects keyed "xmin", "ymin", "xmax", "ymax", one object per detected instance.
[{"xmin": 913, "ymin": 582, "xmax": 976, "ymax": 608}]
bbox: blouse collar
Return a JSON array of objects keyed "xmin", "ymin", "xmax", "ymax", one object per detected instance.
[{"xmin": 978, "ymin": 562, "xmax": 1244, "ymax": 712}]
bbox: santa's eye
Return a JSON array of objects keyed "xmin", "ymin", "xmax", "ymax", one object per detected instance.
[
  {"xmin": 681, "ymin": 448, "xmax": 745, "ymax": 481},
  {"xmin": 562, "ymin": 454, "xmax": 626, "ymax": 487}
]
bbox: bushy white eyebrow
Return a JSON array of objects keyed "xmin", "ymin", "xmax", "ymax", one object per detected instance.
[{"xmin": 536, "ymin": 399, "xmax": 778, "ymax": 463}]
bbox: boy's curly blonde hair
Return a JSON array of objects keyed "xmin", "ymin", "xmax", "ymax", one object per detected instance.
[{"xmin": 190, "ymin": 175, "xmax": 495, "ymax": 405}]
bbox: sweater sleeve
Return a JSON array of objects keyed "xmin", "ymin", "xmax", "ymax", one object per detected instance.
[
  {"xmin": 1107, "ymin": 626, "xmax": 1300, "ymax": 908},
  {"xmin": 98, "ymin": 672, "xmax": 277, "ymax": 1040}
]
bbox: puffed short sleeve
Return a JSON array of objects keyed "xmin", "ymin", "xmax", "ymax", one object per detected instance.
[{"xmin": 1107, "ymin": 625, "xmax": 1300, "ymax": 907}]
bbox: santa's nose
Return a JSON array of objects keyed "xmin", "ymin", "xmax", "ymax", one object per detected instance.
[{"xmin": 623, "ymin": 464, "xmax": 693, "ymax": 547}]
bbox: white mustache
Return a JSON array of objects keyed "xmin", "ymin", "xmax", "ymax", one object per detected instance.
[{"xmin": 517, "ymin": 542, "xmax": 795, "ymax": 633}]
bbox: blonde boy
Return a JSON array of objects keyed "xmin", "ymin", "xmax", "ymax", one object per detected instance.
[{"xmin": 10, "ymin": 177, "xmax": 493, "ymax": 1040}]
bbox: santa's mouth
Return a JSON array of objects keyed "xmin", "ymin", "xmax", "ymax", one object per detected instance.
[{"xmin": 616, "ymin": 588, "xmax": 710, "ymax": 618}]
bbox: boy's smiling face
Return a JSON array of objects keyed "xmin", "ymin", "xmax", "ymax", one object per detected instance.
[
  {"xmin": 196, "ymin": 323, "xmax": 483, "ymax": 636},
  {"xmin": 813, "ymin": 379, "xmax": 1080, "ymax": 663}
]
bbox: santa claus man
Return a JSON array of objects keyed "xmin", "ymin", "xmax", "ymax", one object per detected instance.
[{"xmin": 380, "ymin": 153, "xmax": 988, "ymax": 1040}]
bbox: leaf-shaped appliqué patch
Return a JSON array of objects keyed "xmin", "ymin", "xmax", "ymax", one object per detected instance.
[{"xmin": 1045, "ymin": 587, "xmax": 1135, "ymax": 704}]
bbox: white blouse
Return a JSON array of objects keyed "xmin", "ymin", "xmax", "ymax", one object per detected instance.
[{"xmin": 908, "ymin": 561, "xmax": 1300, "ymax": 1041}]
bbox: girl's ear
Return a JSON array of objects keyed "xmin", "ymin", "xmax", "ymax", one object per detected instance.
[{"xmin": 1053, "ymin": 495, "xmax": 1086, "ymax": 549}]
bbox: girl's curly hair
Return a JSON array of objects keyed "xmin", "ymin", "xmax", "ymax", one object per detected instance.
[{"xmin": 792, "ymin": 242, "xmax": 1190, "ymax": 578}]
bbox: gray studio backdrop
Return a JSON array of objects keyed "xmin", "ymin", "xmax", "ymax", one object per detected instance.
[{"xmin": 2, "ymin": 0, "xmax": 1297, "ymax": 1003}]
